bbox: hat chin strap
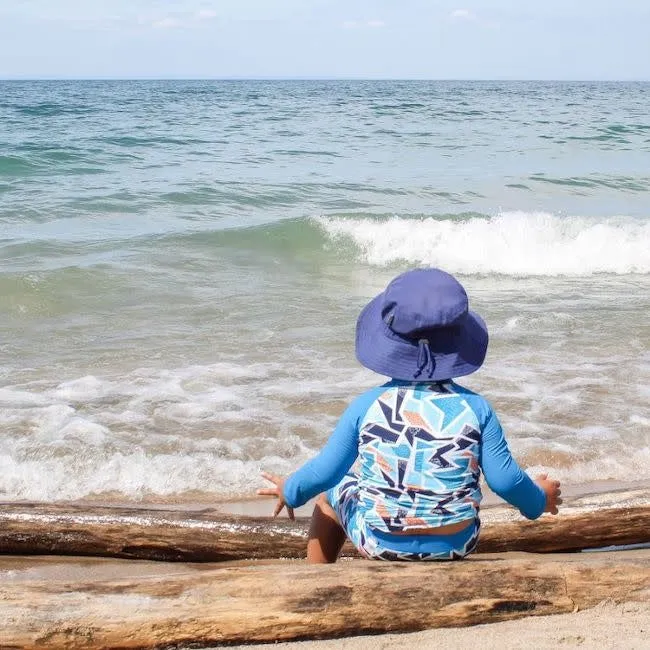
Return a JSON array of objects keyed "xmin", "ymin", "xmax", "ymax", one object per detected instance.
[{"xmin": 414, "ymin": 338, "xmax": 436, "ymax": 379}]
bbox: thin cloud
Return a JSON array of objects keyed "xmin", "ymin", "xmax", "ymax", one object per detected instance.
[
  {"xmin": 342, "ymin": 19, "xmax": 386, "ymax": 30},
  {"xmin": 150, "ymin": 8, "xmax": 218, "ymax": 30},
  {"xmin": 196, "ymin": 9, "xmax": 217, "ymax": 20},
  {"xmin": 450, "ymin": 9, "xmax": 477, "ymax": 22},
  {"xmin": 152, "ymin": 17, "xmax": 181, "ymax": 29},
  {"xmin": 449, "ymin": 9, "xmax": 498, "ymax": 29}
]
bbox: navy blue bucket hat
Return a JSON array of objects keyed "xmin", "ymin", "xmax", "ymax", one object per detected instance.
[{"xmin": 355, "ymin": 268, "xmax": 488, "ymax": 381}]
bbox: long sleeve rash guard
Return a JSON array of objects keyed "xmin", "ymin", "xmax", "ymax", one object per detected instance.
[{"xmin": 283, "ymin": 381, "xmax": 545, "ymax": 525}]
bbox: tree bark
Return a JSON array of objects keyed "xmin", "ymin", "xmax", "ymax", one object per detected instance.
[
  {"xmin": 1, "ymin": 551, "xmax": 648, "ymax": 649},
  {"xmin": 477, "ymin": 505, "xmax": 650, "ymax": 553},
  {"xmin": 1, "ymin": 502, "xmax": 648, "ymax": 562}
]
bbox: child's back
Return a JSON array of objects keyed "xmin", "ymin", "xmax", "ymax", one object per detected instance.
[{"xmin": 260, "ymin": 269, "xmax": 561, "ymax": 562}]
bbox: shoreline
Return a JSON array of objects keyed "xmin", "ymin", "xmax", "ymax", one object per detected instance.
[
  {"xmin": 218, "ymin": 480, "xmax": 650, "ymax": 519},
  {"xmin": 2, "ymin": 478, "xmax": 647, "ymax": 520}
]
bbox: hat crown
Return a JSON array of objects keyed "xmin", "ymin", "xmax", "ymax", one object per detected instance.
[{"xmin": 382, "ymin": 269, "xmax": 468, "ymax": 337}]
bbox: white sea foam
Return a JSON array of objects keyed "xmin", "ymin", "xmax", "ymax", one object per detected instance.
[
  {"xmin": 1, "ymin": 295, "xmax": 649, "ymax": 502},
  {"xmin": 525, "ymin": 446, "xmax": 650, "ymax": 486},
  {"xmin": 0, "ymin": 362, "xmax": 375, "ymax": 502},
  {"xmin": 0, "ymin": 352, "xmax": 648, "ymax": 501},
  {"xmin": 316, "ymin": 212, "xmax": 650, "ymax": 275}
]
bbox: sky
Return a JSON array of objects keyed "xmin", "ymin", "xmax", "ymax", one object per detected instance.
[{"xmin": 1, "ymin": 0, "xmax": 649, "ymax": 80}]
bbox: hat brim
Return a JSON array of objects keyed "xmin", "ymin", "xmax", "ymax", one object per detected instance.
[{"xmin": 355, "ymin": 294, "xmax": 488, "ymax": 381}]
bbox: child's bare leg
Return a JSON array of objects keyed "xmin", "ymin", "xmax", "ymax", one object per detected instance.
[{"xmin": 306, "ymin": 493, "xmax": 346, "ymax": 564}]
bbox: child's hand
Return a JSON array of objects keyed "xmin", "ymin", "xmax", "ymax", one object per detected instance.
[
  {"xmin": 257, "ymin": 471, "xmax": 295, "ymax": 520},
  {"xmin": 535, "ymin": 473, "xmax": 562, "ymax": 514}
]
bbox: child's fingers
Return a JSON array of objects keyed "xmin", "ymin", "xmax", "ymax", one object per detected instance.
[
  {"xmin": 260, "ymin": 471, "xmax": 281, "ymax": 485},
  {"xmin": 257, "ymin": 488, "xmax": 279, "ymax": 496},
  {"xmin": 257, "ymin": 471, "xmax": 295, "ymax": 519}
]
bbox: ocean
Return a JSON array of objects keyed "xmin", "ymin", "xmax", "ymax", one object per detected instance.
[{"xmin": 1, "ymin": 79, "xmax": 648, "ymax": 504}]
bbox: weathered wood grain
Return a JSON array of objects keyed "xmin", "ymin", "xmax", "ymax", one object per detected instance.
[
  {"xmin": 1, "ymin": 502, "xmax": 648, "ymax": 562},
  {"xmin": 1, "ymin": 551, "xmax": 648, "ymax": 649}
]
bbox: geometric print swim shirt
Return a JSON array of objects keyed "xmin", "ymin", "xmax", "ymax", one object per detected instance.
[
  {"xmin": 355, "ymin": 382, "xmax": 482, "ymax": 532},
  {"xmin": 283, "ymin": 380, "xmax": 546, "ymax": 529}
]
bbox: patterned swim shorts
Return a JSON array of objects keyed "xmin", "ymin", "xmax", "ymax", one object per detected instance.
[{"xmin": 326, "ymin": 472, "xmax": 480, "ymax": 561}]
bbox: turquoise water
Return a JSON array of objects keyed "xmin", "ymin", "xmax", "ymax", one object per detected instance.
[{"xmin": 1, "ymin": 80, "xmax": 649, "ymax": 502}]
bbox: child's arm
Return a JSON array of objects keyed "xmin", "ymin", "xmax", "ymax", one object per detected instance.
[
  {"xmin": 281, "ymin": 398, "xmax": 361, "ymax": 509},
  {"xmin": 259, "ymin": 388, "xmax": 382, "ymax": 515},
  {"xmin": 479, "ymin": 407, "xmax": 561, "ymax": 519}
]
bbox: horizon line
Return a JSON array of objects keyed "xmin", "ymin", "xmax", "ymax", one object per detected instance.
[{"xmin": 1, "ymin": 76, "xmax": 649, "ymax": 83}]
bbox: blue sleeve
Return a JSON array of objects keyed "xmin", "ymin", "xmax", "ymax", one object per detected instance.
[
  {"xmin": 470, "ymin": 396, "xmax": 546, "ymax": 520},
  {"xmin": 282, "ymin": 387, "xmax": 383, "ymax": 509}
]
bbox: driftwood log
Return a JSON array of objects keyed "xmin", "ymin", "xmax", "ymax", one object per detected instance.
[
  {"xmin": 0, "ymin": 502, "xmax": 649, "ymax": 562},
  {"xmin": 1, "ymin": 551, "xmax": 649, "ymax": 648}
]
